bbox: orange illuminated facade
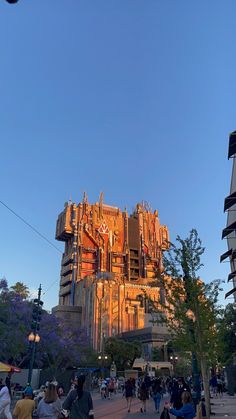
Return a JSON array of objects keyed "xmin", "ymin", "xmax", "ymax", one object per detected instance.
[{"xmin": 53, "ymin": 194, "xmax": 170, "ymax": 353}]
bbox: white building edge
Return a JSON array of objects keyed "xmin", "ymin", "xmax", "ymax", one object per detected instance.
[{"xmin": 221, "ymin": 131, "xmax": 236, "ymax": 300}]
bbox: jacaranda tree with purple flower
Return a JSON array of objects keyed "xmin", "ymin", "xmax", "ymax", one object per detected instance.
[{"xmin": 0, "ymin": 279, "xmax": 92, "ymax": 374}]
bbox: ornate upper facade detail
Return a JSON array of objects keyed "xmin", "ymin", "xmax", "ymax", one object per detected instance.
[{"xmin": 55, "ymin": 194, "xmax": 170, "ymax": 349}]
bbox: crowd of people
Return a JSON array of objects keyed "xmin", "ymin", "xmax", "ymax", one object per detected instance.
[
  {"xmin": 95, "ymin": 373, "xmax": 225, "ymax": 415},
  {"xmin": 94, "ymin": 374, "xmax": 201, "ymax": 416},
  {"xmin": 0, "ymin": 371, "xmax": 226, "ymax": 418},
  {"xmin": 0, "ymin": 376, "xmax": 93, "ymax": 419},
  {"xmin": 121, "ymin": 376, "xmax": 193, "ymax": 415}
]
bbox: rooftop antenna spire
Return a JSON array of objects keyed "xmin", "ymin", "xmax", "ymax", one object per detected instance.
[
  {"xmin": 68, "ymin": 194, "xmax": 72, "ymax": 205},
  {"xmin": 83, "ymin": 191, "xmax": 88, "ymax": 204},
  {"xmin": 99, "ymin": 192, "xmax": 104, "ymax": 218}
]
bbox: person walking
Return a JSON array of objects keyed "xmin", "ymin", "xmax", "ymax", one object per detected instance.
[
  {"xmin": 124, "ymin": 378, "xmax": 134, "ymax": 413},
  {"xmin": 37, "ymin": 383, "xmax": 62, "ymax": 419},
  {"xmin": 139, "ymin": 381, "xmax": 149, "ymax": 414},
  {"xmin": 210, "ymin": 375, "xmax": 217, "ymax": 397},
  {"xmin": 108, "ymin": 378, "xmax": 115, "ymax": 399},
  {"xmin": 216, "ymin": 377, "xmax": 223, "ymax": 397},
  {"xmin": 143, "ymin": 375, "xmax": 151, "ymax": 398},
  {"xmin": 62, "ymin": 375, "xmax": 94, "ymax": 419},
  {"xmin": 13, "ymin": 389, "xmax": 35, "ymax": 419},
  {"xmin": 0, "ymin": 380, "xmax": 12, "ymax": 419},
  {"xmin": 167, "ymin": 391, "xmax": 195, "ymax": 419},
  {"xmin": 152, "ymin": 379, "xmax": 162, "ymax": 413},
  {"xmin": 170, "ymin": 378, "xmax": 189, "ymax": 410},
  {"xmin": 100, "ymin": 379, "xmax": 107, "ymax": 399}
]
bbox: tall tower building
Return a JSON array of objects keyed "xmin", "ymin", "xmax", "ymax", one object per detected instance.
[{"xmin": 53, "ymin": 194, "xmax": 170, "ymax": 355}]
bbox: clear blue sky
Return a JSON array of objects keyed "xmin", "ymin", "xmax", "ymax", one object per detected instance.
[{"xmin": 0, "ymin": 0, "xmax": 235, "ymax": 309}]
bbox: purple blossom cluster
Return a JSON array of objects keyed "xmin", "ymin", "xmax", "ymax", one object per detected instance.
[{"xmin": 0, "ymin": 279, "xmax": 90, "ymax": 371}]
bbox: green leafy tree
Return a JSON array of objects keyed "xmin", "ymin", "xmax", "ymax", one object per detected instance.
[
  {"xmin": 157, "ymin": 229, "xmax": 221, "ymax": 419},
  {"xmin": 173, "ymin": 353, "xmax": 192, "ymax": 377},
  {"xmin": 218, "ymin": 303, "xmax": 236, "ymax": 365},
  {"xmin": 10, "ymin": 282, "xmax": 30, "ymax": 300},
  {"xmin": 104, "ymin": 337, "xmax": 142, "ymax": 371},
  {"xmin": 152, "ymin": 347, "xmax": 163, "ymax": 361}
]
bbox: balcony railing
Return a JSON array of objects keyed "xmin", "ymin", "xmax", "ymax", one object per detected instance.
[
  {"xmin": 62, "ymin": 253, "xmax": 74, "ymax": 266},
  {"xmin": 61, "ymin": 264, "xmax": 73, "ymax": 276},
  {"xmin": 59, "ymin": 283, "xmax": 71, "ymax": 297},
  {"xmin": 60, "ymin": 274, "xmax": 72, "ymax": 287}
]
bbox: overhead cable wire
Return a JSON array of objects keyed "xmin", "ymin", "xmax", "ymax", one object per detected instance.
[
  {"xmin": 0, "ymin": 199, "xmax": 63, "ymax": 254},
  {"xmin": 42, "ymin": 278, "xmax": 60, "ymax": 296}
]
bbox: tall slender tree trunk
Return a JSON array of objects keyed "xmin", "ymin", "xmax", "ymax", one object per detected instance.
[{"xmin": 200, "ymin": 357, "xmax": 210, "ymax": 419}]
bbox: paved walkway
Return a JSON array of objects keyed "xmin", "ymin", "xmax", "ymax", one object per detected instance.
[
  {"xmin": 92, "ymin": 392, "xmax": 236, "ymax": 419},
  {"xmin": 93, "ymin": 391, "xmax": 170, "ymax": 419},
  {"xmin": 210, "ymin": 394, "xmax": 236, "ymax": 419},
  {"xmin": 7, "ymin": 391, "xmax": 236, "ymax": 419}
]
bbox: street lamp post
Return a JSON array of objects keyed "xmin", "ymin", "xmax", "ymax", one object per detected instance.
[
  {"xmin": 169, "ymin": 355, "xmax": 178, "ymax": 374},
  {"xmin": 98, "ymin": 354, "xmax": 108, "ymax": 378},
  {"xmin": 169, "ymin": 355, "xmax": 178, "ymax": 362},
  {"xmin": 27, "ymin": 285, "xmax": 43, "ymax": 385},
  {"xmin": 27, "ymin": 332, "xmax": 40, "ymax": 384}
]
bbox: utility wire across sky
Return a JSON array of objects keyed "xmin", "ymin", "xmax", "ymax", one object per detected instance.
[
  {"xmin": 0, "ymin": 199, "xmax": 63, "ymax": 296},
  {"xmin": 0, "ymin": 199, "xmax": 62, "ymax": 254}
]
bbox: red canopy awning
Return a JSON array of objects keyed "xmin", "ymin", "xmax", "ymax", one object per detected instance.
[{"xmin": 0, "ymin": 362, "xmax": 21, "ymax": 373}]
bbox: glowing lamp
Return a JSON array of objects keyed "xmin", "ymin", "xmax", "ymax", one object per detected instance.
[{"xmin": 28, "ymin": 332, "xmax": 35, "ymax": 342}]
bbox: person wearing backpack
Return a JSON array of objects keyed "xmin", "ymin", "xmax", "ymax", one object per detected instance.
[{"xmin": 62, "ymin": 375, "xmax": 94, "ymax": 419}]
